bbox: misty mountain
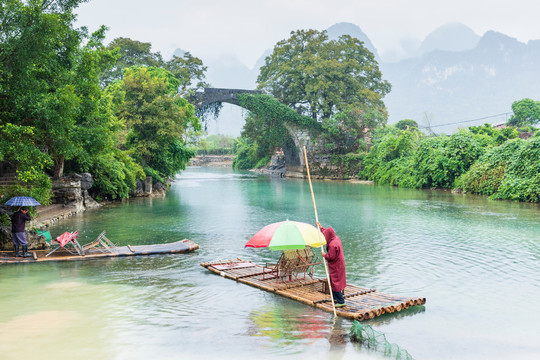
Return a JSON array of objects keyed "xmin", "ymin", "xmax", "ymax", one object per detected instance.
[
  {"xmin": 203, "ymin": 55, "xmax": 255, "ymax": 89},
  {"xmin": 418, "ymin": 22, "xmax": 480, "ymax": 56},
  {"xmin": 382, "ymin": 31, "xmax": 540, "ymax": 132},
  {"xmin": 172, "ymin": 48, "xmax": 186, "ymax": 58},
  {"xmin": 326, "ymin": 22, "xmax": 381, "ymax": 63}
]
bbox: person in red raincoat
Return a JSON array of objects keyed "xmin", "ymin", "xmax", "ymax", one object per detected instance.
[{"xmin": 316, "ymin": 222, "xmax": 347, "ymax": 307}]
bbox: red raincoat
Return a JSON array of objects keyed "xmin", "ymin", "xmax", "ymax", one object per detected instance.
[{"xmin": 320, "ymin": 226, "xmax": 347, "ymax": 292}]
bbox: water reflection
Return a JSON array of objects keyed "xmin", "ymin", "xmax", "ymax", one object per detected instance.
[
  {"xmin": 367, "ymin": 306, "xmax": 427, "ymax": 327},
  {"xmin": 247, "ymin": 304, "xmax": 328, "ymax": 342}
]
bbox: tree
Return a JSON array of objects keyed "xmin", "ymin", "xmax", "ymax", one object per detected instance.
[
  {"xmin": 321, "ymin": 105, "xmax": 386, "ymax": 154},
  {"xmin": 0, "ymin": 1, "xmax": 148, "ymax": 199},
  {"xmin": 0, "ymin": 0, "xmax": 88, "ymax": 178},
  {"xmin": 163, "ymin": 52, "xmax": 209, "ymax": 95},
  {"xmin": 120, "ymin": 67, "xmax": 201, "ymax": 179},
  {"xmin": 507, "ymin": 98, "xmax": 540, "ymax": 127},
  {"xmin": 395, "ymin": 119, "xmax": 419, "ymax": 130},
  {"xmin": 257, "ymin": 29, "xmax": 391, "ymax": 121},
  {"xmin": 102, "ymin": 37, "xmax": 163, "ymax": 85},
  {"xmin": 66, "ymin": 29, "xmax": 146, "ymax": 199}
]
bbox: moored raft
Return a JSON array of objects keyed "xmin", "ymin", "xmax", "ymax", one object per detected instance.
[
  {"xmin": 201, "ymin": 258, "xmax": 426, "ymax": 321},
  {"xmin": 0, "ymin": 239, "xmax": 199, "ymax": 264}
]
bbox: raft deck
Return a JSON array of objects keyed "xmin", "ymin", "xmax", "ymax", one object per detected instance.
[
  {"xmin": 201, "ymin": 258, "xmax": 426, "ymax": 321},
  {"xmin": 0, "ymin": 239, "xmax": 198, "ymax": 264}
]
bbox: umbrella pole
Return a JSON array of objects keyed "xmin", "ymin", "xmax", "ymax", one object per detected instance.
[{"xmin": 303, "ymin": 146, "xmax": 337, "ymax": 317}]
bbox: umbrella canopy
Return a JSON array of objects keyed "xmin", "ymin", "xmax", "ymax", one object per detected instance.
[
  {"xmin": 245, "ymin": 220, "xmax": 325, "ymax": 250},
  {"xmin": 4, "ymin": 196, "xmax": 41, "ymax": 207}
]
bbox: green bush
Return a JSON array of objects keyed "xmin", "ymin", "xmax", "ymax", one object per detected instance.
[
  {"xmin": 0, "ymin": 213, "xmax": 11, "ymax": 226},
  {"xmin": 456, "ymin": 137, "xmax": 540, "ymax": 202},
  {"xmin": 494, "ymin": 137, "xmax": 540, "ymax": 202},
  {"xmin": 232, "ymin": 137, "xmax": 259, "ymax": 170},
  {"xmin": 329, "ymin": 153, "xmax": 367, "ymax": 179},
  {"xmin": 456, "ymin": 162, "xmax": 506, "ymax": 195},
  {"xmin": 255, "ymin": 156, "xmax": 272, "ymax": 169},
  {"xmin": 89, "ymin": 151, "xmax": 145, "ymax": 199},
  {"xmin": 413, "ymin": 131, "xmax": 487, "ymax": 188},
  {"xmin": 361, "ymin": 127, "xmax": 421, "ymax": 185},
  {"xmin": 0, "ymin": 181, "xmax": 52, "ymax": 208}
]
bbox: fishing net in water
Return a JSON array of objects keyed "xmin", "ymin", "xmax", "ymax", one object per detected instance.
[{"xmin": 350, "ymin": 320, "xmax": 414, "ymax": 360}]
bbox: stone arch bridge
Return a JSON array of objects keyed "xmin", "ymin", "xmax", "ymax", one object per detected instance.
[{"xmin": 189, "ymin": 88, "xmax": 320, "ymax": 175}]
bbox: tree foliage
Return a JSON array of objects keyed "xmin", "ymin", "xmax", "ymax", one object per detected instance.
[
  {"xmin": 412, "ymin": 131, "xmax": 487, "ymax": 188},
  {"xmin": 361, "ymin": 126, "xmax": 421, "ymax": 186},
  {"xmin": 468, "ymin": 123, "xmax": 519, "ymax": 145},
  {"xmin": 258, "ymin": 29, "xmax": 390, "ymax": 121},
  {"xmin": 120, "ymin": 67, "xmax": 201, "ymax": 179},
  {"xmin": 101, "ymin": 37, "xmax": 163, "ymax": 85},
  {"xmin": 232, "ymin": 137, "xmax": 259, "ymax": 170},
  {"xmin": 395, "ymin": 119, "xmax": 419, "ymax": 131},
  {"xmin": 238, "ymin": 29, "xmax": 390, "ymax": 168},
  {"xmin": 358, "ymin": 120, "xmax": 540, "ymax": 202},
  {"xmin": 0, "ymin": 0, "xmax": 90, "ymax": 178},
  {"xmin": 507, "ymin": 98, "xmax": 540, "ymax": 127},
  {"xmin": 0, "ymin": 123, "xmax": 53, "ymax": 204},
  {"xmin": 163, "ymin": 52, "xmax": 209, "ymax": 95},
  {"xmin": 103, "ymin": 39, "xmax": 209, "ymax": 95},
  {"xmin": 321, "ymin": 105, "xmax": 385, "ymax": 154},
  {"xmin": 197, "ymin": 134, "xmax": 235, "ymax": 155}
]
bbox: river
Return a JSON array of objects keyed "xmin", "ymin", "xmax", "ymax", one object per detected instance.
[{"xmin": 1, "ymin": 167, "xmax": 539, "ymax": 359}]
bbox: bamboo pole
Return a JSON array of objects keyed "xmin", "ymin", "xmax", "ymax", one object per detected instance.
[{"xmin": 303, "ymin": 146, "xmax": 337, "ymax": 317}]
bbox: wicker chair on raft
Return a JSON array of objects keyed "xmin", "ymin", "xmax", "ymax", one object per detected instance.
[
  {"xmin": 81, "ymin": 230, "xmax": 116, "ymax": 254},
  {"xmin": 262, "ymin": 247, "xmax": 322, "ymax": 282}
]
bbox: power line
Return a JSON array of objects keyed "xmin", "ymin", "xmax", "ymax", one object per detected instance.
[{"xmin": 418, "ymin": 112, "xmax": 512, "ymax": 129}]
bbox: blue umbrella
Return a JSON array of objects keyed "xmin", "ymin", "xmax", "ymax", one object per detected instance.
[{"xmin": 4, "ymin": 196, "xmax": 41, "ymax": 207}]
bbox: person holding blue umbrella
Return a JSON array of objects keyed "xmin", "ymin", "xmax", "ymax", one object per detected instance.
[
  {"xmin": 11, "ymin": 206, "xmax": 31, "ymax": 257},
  {"xmin": 5, "ymin": 196, "xmax": 40, "ymax": 257}
]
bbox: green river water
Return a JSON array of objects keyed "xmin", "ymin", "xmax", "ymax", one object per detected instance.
[{"xmin": 1, "ymin": 167, "xmax": 539, "ymax": 359}]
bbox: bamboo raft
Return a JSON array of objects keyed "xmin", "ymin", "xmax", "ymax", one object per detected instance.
[
  {"xmin": 201, "ymin": 258, "xmax": 426, "ymax": 321},
  {"xmin": 0, "ymin": 239, "xmax": 199, "ymax": 264}
]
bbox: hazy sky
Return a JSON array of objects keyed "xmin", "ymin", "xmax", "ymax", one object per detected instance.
[{"xmin": 75, "ymin": 0, "xmax": 540, "ymax": 68}]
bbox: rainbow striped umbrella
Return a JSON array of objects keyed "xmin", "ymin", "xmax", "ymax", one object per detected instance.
[{"xmin": 245, "ymin": 220, "xmax": 325, "ymax": 250}]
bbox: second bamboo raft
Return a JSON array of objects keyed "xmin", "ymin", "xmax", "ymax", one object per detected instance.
[
  {"xmin": 200, "ymin": 258, "xmax": 426, "ymax": 321},
  {"xmin": 1, "ymin": 239, "xmax": 199, "ymax": 264}
]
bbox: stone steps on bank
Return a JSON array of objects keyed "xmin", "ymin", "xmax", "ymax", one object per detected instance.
[{"xmin": 0, "ymin": 173, "xmax": 18, "ymax": 186}]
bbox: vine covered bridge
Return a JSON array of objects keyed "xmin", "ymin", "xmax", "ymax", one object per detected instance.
[{"xmin": 190, "ymin": 88, "xmax": 326, "ymax": 177}]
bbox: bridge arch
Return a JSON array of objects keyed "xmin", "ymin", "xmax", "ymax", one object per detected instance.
[
  {"xmin": 189, "ymin": 88, "xmax": 262, "ymax": 108},
  {"xmin": 190, "ymin": 88, "xmax": 318, "ymax": 169}
]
